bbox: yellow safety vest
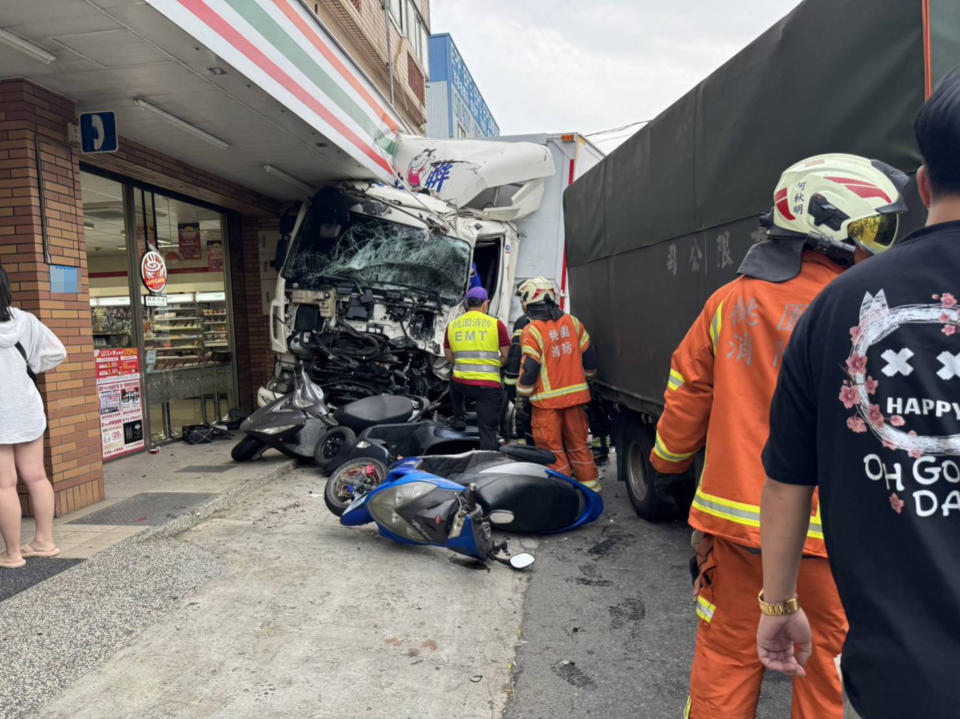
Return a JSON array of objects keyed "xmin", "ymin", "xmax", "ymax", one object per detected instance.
[{"xmin": 447, "ymin": 311, "xmax": 502, "ymax": 383}]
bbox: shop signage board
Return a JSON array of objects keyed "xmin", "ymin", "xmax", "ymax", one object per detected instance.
[
  {"xmin": 95, "ymin": 348, "xmax": 145, "ymax": 459},
  {"xmin": 140, "ymin": 250, "xmax": 168, "ymax": 293},
  {"xmin": 144, "ymin": 294, "xmax": 168, "ymax": 307},
  {"xmin": 144, "ymin": 0, "xmax": 402, "ymax": 182},
  {"xmin": 79, "ymin": 111, "xmax": 118, "ymax": 153}
]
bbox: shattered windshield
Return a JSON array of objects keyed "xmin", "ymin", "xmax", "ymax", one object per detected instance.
[{"xmin": 283, "ymin": 203, "xmax": 470, "ymax": 303}]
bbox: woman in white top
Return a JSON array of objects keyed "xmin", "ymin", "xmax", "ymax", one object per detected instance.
[{"xmin": 0, "ymin": 265, "xmax": 67, "ymax": 568}]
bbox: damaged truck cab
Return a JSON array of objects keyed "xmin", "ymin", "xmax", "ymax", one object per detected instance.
[{"xmin": 265, "ymin": 137, "xmax": 557, "ymax": 407}]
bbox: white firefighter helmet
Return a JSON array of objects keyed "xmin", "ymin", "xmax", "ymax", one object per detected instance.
[
  {"xmin": 771, "ymin": 153, "xmax": 908, "ymax": 255},
  {"xmin": 517, "ymin": 276, "xmax": 557, "ymax": 307}
]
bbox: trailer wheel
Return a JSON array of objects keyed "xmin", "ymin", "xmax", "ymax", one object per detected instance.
[{"xmin": 616, "ymin": 413, "xmax": 675, "ymax": 522}]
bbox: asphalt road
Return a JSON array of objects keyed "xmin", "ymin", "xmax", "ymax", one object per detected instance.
[
  {"xmin": 506, "ymin": 459, "xmax": 793, "ymax": 719},
  {"xmin": 16, "ymin": 458, "xmax": 794, "ymax": 718}
]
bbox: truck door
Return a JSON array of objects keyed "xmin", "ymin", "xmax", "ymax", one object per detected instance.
[{"xmin": 473, "ymin": 235, "xmax": 504, "ymax": 315}]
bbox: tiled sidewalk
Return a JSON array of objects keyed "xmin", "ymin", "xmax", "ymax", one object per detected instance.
[{"xmin": 8, "ymin": 441, "xmax": 296, "ymax": 560}]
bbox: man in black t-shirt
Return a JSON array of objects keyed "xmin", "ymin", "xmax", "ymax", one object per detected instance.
[{"xmin": 758, "ymin": 73, "xmax": 960, "ymax": 719}]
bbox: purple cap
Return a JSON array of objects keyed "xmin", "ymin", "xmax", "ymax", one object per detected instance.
[{"xmin": 465, "ymin": 286, "xmax": 488, "ymax": 304}]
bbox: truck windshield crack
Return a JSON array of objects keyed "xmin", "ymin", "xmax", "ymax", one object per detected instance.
[{"xmin": 284, "ymin": 207, "xmax": 469, "ymax": 304}]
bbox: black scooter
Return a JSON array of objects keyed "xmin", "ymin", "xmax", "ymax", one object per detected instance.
[
  {"xmin": 231, "ymin": 318, "xmax": 430, "ymax": 464},
  {"xmin": 322, "ymin": 416, "xmax": 482, "ymax": 477}
]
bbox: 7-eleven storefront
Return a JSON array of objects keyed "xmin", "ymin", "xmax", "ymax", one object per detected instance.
[{"xmin": 0, "ymin": 0, "xmax": 403, "ymax": 514}]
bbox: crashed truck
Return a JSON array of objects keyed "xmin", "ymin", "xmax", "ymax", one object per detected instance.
[
  {"xmin": 563, "ymin": 0, "xmax": 959, "ymax": 520},
  {"xmin": 262, "ymin": 133, "xmax": 602, "ymax": 408}
]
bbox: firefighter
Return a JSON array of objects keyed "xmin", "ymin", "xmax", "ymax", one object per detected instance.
[
  {"xmin": 650, "ymin": 154, "xmax": 908, "ymax": 719},
  {"xmin": 515, "ymin": 277, "xmax": 600, "ymax": 490},
  {"xmin": 444, "ymin": 286, "xmax": 510, "ymax": 450}
]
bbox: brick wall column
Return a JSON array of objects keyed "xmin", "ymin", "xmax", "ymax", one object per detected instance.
[
  {"xmin": 231, "ymin": 215, "xmax": 279, "ymax": 410},
  {"xmin": 0, "ymin": 79, "xmax": 103, "ymax": 516}
]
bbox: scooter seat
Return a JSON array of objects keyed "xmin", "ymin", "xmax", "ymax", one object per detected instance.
[
  {"xmin": 415, "ymin": 451, "xmax": 506, "ymax": 482},
  {"xmin": 334, "ymin": 394, "xmax": 415, "ymax": 432},
  {"xmin": 499, "ymin": 444, "xmax": 556, "ymax": 466}
]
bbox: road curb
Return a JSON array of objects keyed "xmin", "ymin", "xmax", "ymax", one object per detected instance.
[{"xmin": 133, "ymin": 459, "xmax": 299, "ymax": 543}]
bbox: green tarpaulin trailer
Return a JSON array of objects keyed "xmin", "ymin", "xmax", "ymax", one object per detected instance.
[{"xmin": 563, "ymin": 0, "xmax": 960, "ymax": 519}]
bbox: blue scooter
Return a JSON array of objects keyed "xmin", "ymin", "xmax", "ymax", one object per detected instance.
[{"xmin": 336, "ymin": 447, "xmax": 604, "ymax": 568}]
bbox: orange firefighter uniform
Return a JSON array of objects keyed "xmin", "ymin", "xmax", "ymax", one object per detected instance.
[
  {"xmin": 651, "ymin": 251, "xmax": 848, "ymax": 719},
  {"xmin": 517, "ymin": 314, "xmax": 599, "ymax": 488}
]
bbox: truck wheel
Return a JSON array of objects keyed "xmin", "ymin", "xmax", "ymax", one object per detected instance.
[
  {"xmin": 616, "ymin": 414, "xmax": 675, "ymax": 522},
  {"xmin": 231, "ymin": 436, "xmax": 266, "ymax": 462}
]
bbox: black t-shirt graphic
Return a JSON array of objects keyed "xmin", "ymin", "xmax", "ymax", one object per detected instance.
[{"xmin": 763, "ymin": 221, "xmax": 960, "ymax": 719}]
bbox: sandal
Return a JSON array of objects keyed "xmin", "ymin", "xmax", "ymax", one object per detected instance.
[{"xmin": 20, "ymin": 544, "xmax": 61, "ymax": 558}]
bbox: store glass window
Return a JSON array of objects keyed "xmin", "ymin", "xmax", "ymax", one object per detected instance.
[
  {"xmin": 83, "ymin": 169, "xmax": 238, "ymax": 455},
  {"xmin": 135, "ymin": 189, "xmax": 236, "ymax": 444}
]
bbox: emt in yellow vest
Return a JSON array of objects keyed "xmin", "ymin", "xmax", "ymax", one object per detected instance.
[{"xmin": 444, "ymin": 286, "xmax": 510, "ymax": 450}]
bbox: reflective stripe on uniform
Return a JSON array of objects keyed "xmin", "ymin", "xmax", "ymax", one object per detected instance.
[
  {"xmin": 693, "ymin": 486, "xmax": 824, "ymax": 540},
  {"xmin": 653, "ymin": 430, "xmax": 695, "ymax": 463},
  {"xmin": 456, "ymin": 350, "xmax": 501, "ymax": 360},
  {"xmin": 683, "ymin": 696, "xmax": 692, "ymax": 719},
  {"xmin": 524, "ymin": 324, "xmax": 545, "ymax": 362},
  {"xmin": 709, "ymin": 301, "xmax": 724, "ymax": 355},
  {"xmin": 530, "ymin": 382, "xmax": 588, "ymax": 403},
  {"xmin": 668, "ymin": 368, "xmax": 685, "ymax": 391},
  {"xmin": 571, "ymin": 316, "xmax": 590, "ymax": 351},
  {"xmin": 696, "ymin": 595, "xmax": 716, "ymax": 623},
  {"xmin": 503, "ymin": 376, "xmax": 517, "ymax": 386},
  {"xmin": 453, "ymin": 363, "xmax": 500, "ymax": 374}
]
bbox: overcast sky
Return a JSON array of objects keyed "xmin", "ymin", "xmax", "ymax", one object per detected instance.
[{"xmin": 430, "ymin": 0, "xmax": 804, "ymax": 151}]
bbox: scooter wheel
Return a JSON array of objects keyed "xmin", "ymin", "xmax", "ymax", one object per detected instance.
[
  {"xmin": 231, "ymin": 436, "xmax": 266, "ymax": 462},
  {"xmin": 324, "ymin": 458, "xmax": 386, "ymax": 516},
  {"xmin": 313, "ymin": 425, "xmax": 357, "ymax": 475}
]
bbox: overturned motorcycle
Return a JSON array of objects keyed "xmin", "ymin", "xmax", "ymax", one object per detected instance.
[{"xmin": 330, "ymin": 446, "xmax": 604, "ymax": 568}]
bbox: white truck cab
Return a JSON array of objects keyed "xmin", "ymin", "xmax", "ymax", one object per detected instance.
[{"xmin": 263, "ymin": 136, "xmax": 558, "ymax": 407}]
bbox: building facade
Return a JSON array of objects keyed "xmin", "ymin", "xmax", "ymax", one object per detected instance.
[
  {"xmin": 426, "ymin": 33, "xmax": 498, "ymax": 139},
  {"xmin": 313, "ymin": 0, "xmax": 431, "ymax": 132},
  {"xmin": 0, "ymin": 0, "xmax": 423, "ymax": 516}
]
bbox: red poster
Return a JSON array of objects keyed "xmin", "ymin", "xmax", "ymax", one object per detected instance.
[
  {"xmin": 207, "ymin": 239, "xmax": 224, "ymax": 272},
  {"xmin": 95, "ymin": 349, "xmax": 144, "ymax": 459},
  {"xmin": 178, "ymin": 222, "xmax": 201, "ymax": 260}
]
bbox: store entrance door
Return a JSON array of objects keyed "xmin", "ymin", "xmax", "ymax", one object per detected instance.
[{"xmin": 83, "ymin": 170, "xmax": 239, "ymax": 454}]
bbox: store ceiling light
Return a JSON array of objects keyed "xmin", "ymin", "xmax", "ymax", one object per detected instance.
[
  {"xmin": 134, "ymin": 97, "xmax": 230, "ymax": 150},
  {"xmin": 0, "ymin": 28, "xmax": 56, "ymax": 64},
  {"xmin": 263, "ymin": 164, "xmax": 313, "ymax": 194}
]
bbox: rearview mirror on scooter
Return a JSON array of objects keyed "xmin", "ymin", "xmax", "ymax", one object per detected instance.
[{"xmin": 509, "ymin": 553, "xmax": 535, "ymax": 570}]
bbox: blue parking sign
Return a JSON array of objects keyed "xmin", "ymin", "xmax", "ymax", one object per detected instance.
[{"xmin": 79, "ymin": 111, "xmax": 118, "ymax": 153}]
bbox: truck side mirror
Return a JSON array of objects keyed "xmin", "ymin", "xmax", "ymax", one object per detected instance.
[{"xmin": 273, "ymin": 237, "xmax": 289, "ymax": 270}]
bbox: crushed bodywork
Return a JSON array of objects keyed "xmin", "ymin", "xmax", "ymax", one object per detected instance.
[{"xmin": 268, "ymin": 185, "xmax": 471, "ymax": 406}]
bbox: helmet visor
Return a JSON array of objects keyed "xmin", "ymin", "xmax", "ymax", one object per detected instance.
[{"xmin": 847, "ymin": 213, "xmax": 899, "ymax": 254}]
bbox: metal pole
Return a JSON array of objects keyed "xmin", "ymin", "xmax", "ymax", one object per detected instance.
[
  {"xmin": 34, "ymin": 134, "xmax": 51, "ymax": 264},
  {"xmin": 382, "ymin": 0, "xmax": 395, "ymax": 106}
]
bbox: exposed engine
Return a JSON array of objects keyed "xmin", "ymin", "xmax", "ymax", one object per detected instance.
[{"xmin": 265, "ymin": 282, "xmax": 452, "ymax": 408}]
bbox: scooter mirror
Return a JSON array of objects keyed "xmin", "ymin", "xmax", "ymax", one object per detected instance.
[{"xmin": 509, "ymin": 553, "xmax": 535, "ymax": 570}]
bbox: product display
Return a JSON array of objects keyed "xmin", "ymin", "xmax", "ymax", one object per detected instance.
[
  {"xmin": 91, "ymin": 305, "xmax": 133, "ymax": 349},
  {"xmin": 141, "ymin": 295, "xmax": 232, "ymax": 370}
]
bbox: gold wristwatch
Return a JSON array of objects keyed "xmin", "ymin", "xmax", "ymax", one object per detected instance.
[{"xmin": 758, "ymin": 590, "xmax": 800, "ymax": 616}]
